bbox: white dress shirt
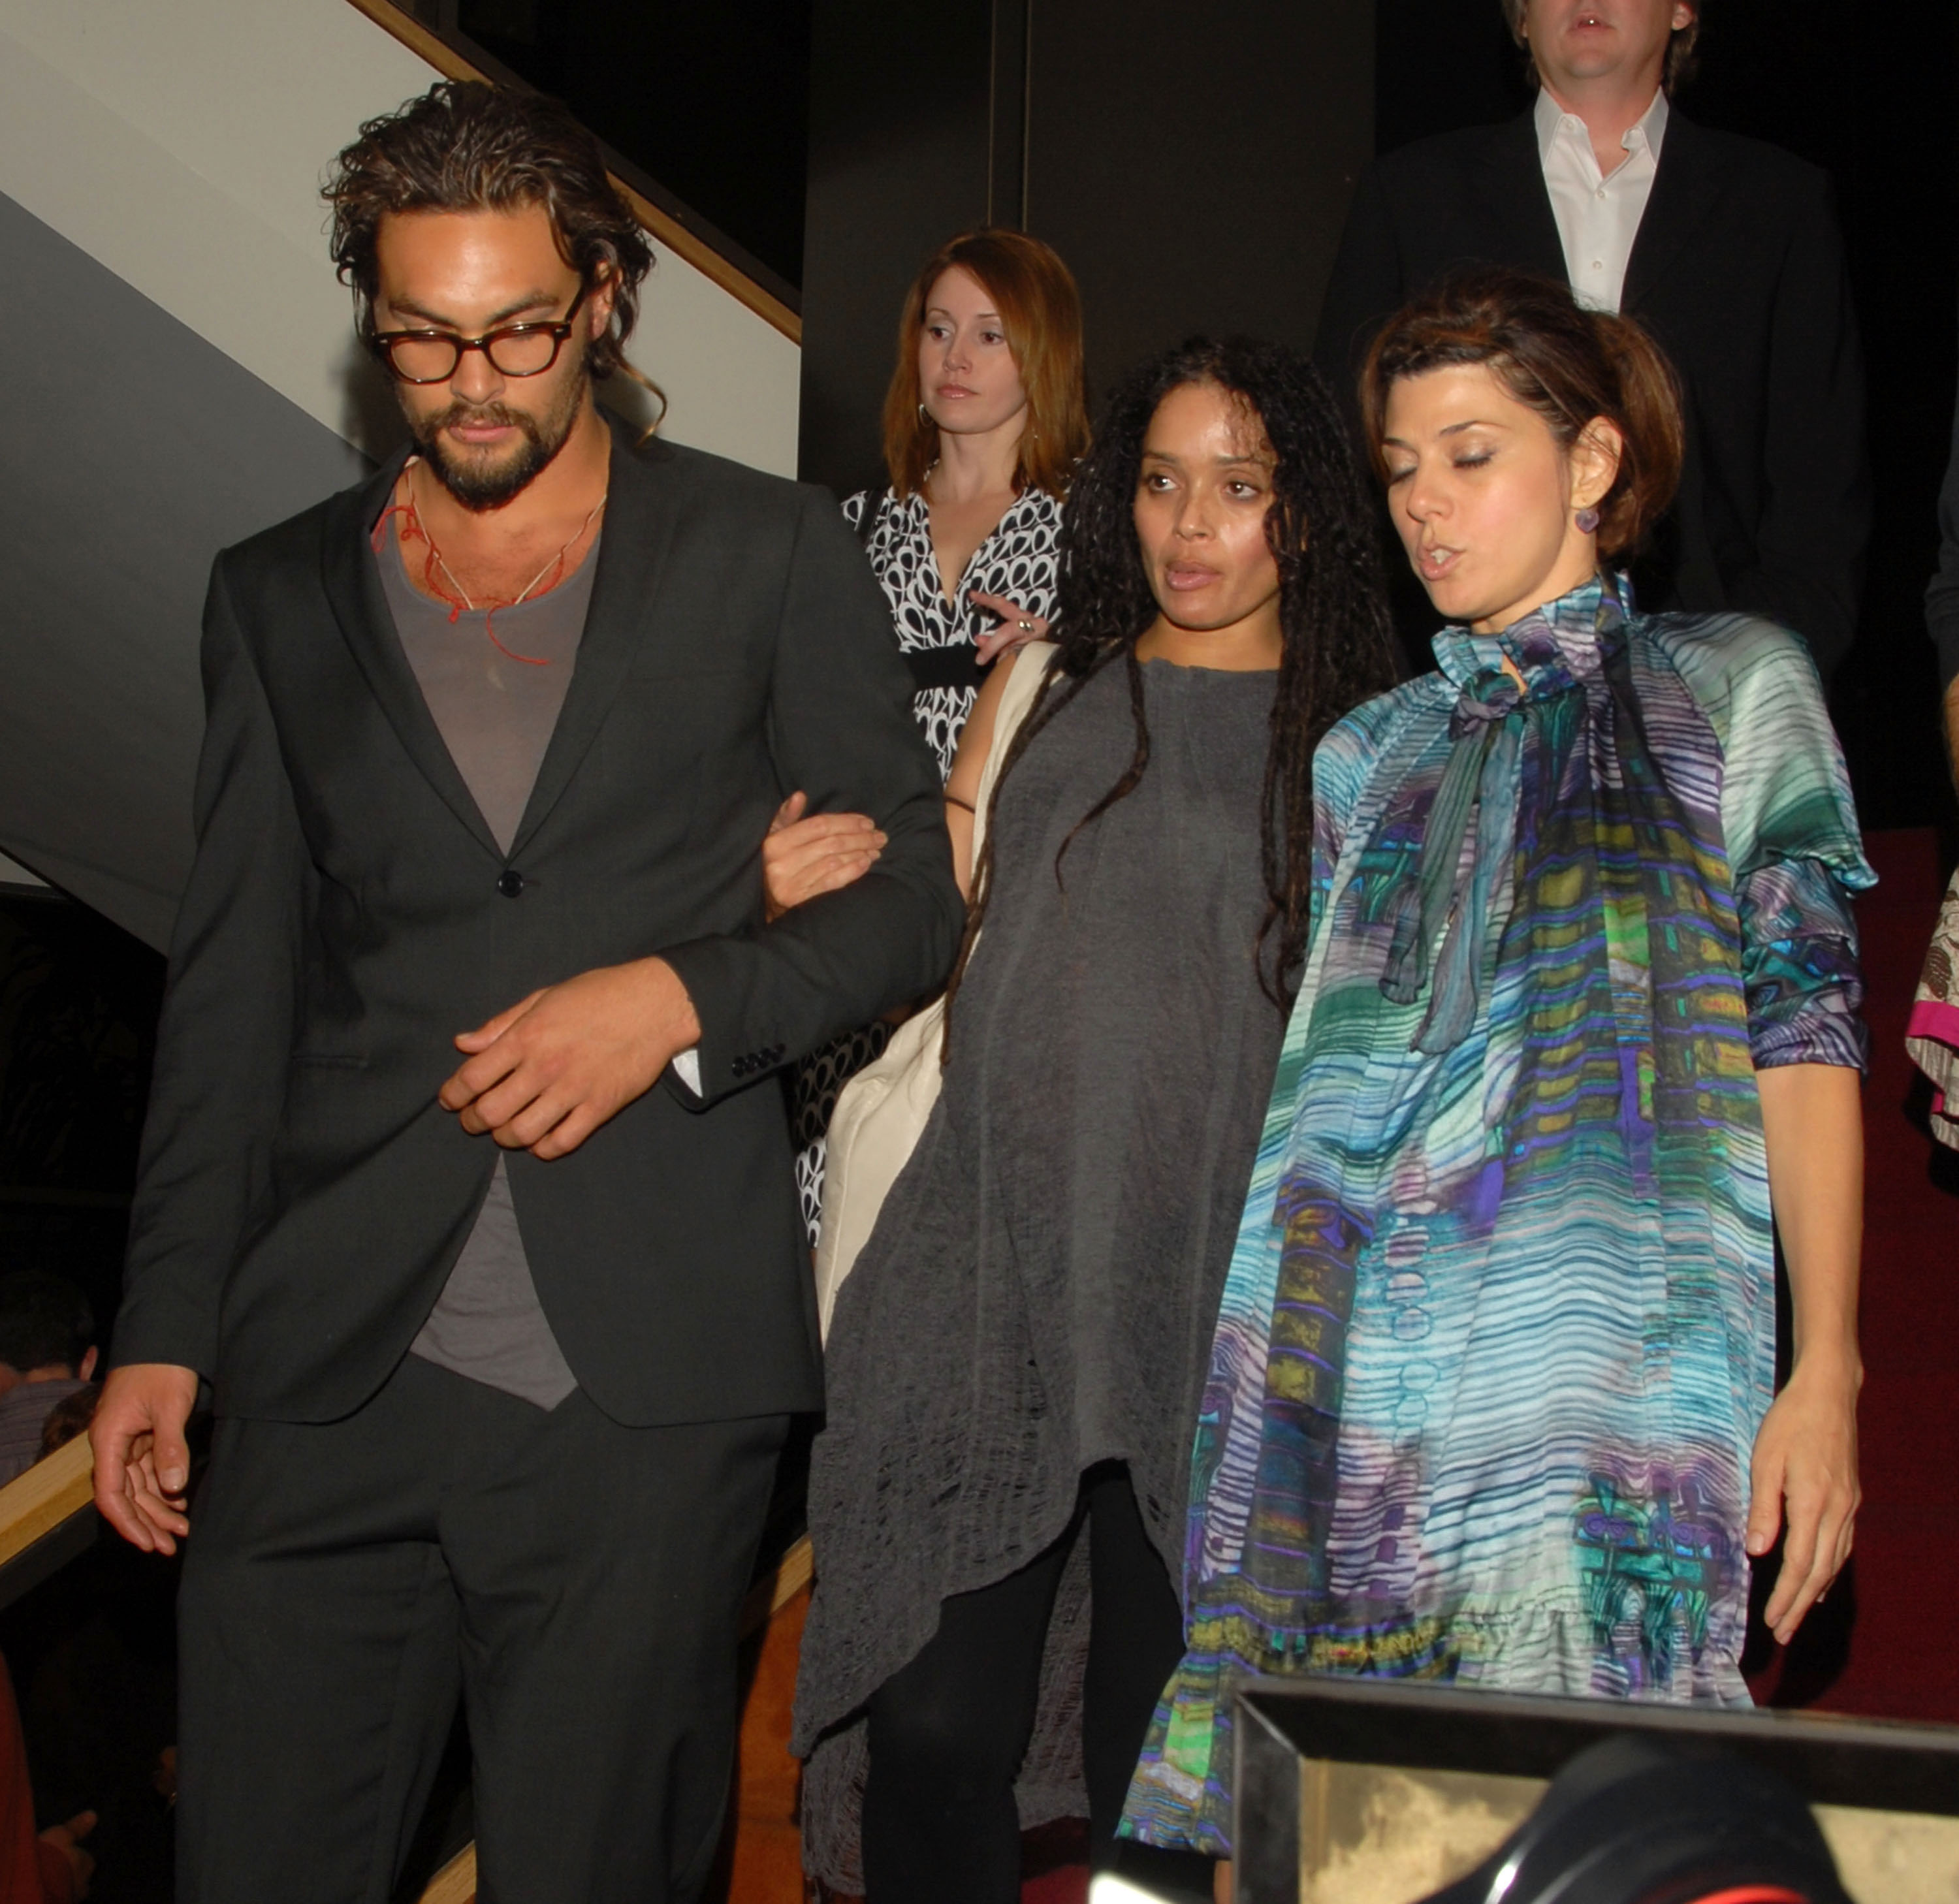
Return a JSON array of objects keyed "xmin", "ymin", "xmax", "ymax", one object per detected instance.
[{"xmin": 1535, "ymin": 85, "xmax": 1669, "ymax": 314}]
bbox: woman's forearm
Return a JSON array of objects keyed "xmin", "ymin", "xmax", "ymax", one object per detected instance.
[
  {"xmin": 1750, "ymin": 1059, "xmax": 1863, "ymax": 1640},
  {"xmin": 1756, "ymin": 1060, "xmax": 1863, "ymax": 1376}
]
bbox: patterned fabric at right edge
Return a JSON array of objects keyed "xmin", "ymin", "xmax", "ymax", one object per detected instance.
[
  {"xmin": 1905, "ymin": 866, "xmax": 1959, "ymax": 1148},
  {"xmin": 1123, "ymin": 577, "xmax": 1873, "ymax": 1858}
]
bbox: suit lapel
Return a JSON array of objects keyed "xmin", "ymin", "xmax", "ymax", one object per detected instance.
[
  {"xmin": 1624, "ymin": 108, "xmax": 1717, "ymax": 311},
  {"xmin": 1477, "ymin": 107, "xmax": 1569, "ymax": 281},
  {"xmin": 320, "ymin": 451, "xmax": 504, "ymax": 861},
  {"xmin": 508, "ymin": 413, "xmax": 684, "ymax": 859}
]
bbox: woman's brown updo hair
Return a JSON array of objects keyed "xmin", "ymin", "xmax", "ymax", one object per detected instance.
[{"xmin": 1359, "ymin": 267, "xmax": 1685, "ymax": 563}]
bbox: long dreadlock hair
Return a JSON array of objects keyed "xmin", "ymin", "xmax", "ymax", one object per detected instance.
[{"xmin": 942, "ymin": 336, "xmax": 1400, "ymax": 1051}]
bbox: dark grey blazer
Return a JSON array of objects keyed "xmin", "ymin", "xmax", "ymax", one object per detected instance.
[
  {"xmin": 112, "ymin": 415, "xmax": 963, "ymax": 1426},
  {"xmin": 1314, "ymin": 102, "xmax": 1870, "ymax": 680}
]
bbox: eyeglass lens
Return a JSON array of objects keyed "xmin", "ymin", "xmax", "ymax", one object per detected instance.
[{"xmin": 385, "ymin": 326, "xmax": 565, "ymax": 383}]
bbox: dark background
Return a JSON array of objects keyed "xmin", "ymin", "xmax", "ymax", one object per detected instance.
[
  {"xmin": 1375, "ymin": 0, "xmax": 1959, "ymax": 831},
  {"xmin": 795, "ymin": 0, "xmax": 1375, "ymax": 500},
  {"xmin": 0, "ymin": 891, "xmax": 161, "ymax": 1357}
]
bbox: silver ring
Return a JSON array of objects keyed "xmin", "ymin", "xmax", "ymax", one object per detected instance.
[{"xmin": 1017, "ymin": 619, "xmax": 1034, "ymax": 633}]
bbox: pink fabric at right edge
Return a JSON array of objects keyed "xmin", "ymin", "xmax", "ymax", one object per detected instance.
[{"xmin": 1906, "ymin": 996, "xmax": 1959, "ymax": 1051}]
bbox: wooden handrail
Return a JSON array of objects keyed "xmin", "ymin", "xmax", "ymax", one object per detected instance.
[
  {"xmin": 342, "ymin": 0, "xmax": 802, "ymax": 345},
  {"xmin": 0, "ymin": 1433, "xmax": 94, "ymax": 1570},
  {"xmin": 413, "ymin": 1533, "xmax": 814, "ymax": 1904}
]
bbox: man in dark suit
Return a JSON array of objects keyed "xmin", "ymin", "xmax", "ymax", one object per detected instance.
[
  {"xmin": 1316, "ymin": 0, "xmax": 1869, "ymax": 678},
  {"xmin": 88, "ymin": 82, "xmax": 960, "ymax": 1904}
]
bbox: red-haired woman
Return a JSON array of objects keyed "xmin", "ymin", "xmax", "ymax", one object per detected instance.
[
  {"xmin": 773, "ymin": 230, "xmax": 1091, "ymax": 1243},
  {"xmin": 1129, "ymin": 268, "xmax": 1870, "ymax": 1861}
]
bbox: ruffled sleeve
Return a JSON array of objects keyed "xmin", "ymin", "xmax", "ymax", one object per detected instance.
[{"xmin": 1664, "ymin": 614, "xmax": 1874, "ymax": 1071}]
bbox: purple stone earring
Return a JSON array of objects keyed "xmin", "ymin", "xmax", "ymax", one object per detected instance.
[{"xmin": 1576, "ymin": 506, "xmax": 1601, "ymax": 535}]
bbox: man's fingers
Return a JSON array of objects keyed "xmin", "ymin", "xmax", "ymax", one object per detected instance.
[
  {"xmin": 127, "ymin": 1452, "xmax": 191, "ymax": 1538},
  {"xmin": 452, "ymin": 989, "xmax": 549, "ymax": 1056},
  {"xmin": 768, "ymin": 791, "xmax": 809, "ymax": 834},
  {"xmin": 96, "ymin": 1485, "xmax": 161, "ymax": 1553},
  {"xmin": 440, "ymin": 1034, "xmax": 529, "ymax": 1113},
  {"xmin": 151, "ymin": 1420, "xmax": 192, "ymax": 1499},
  {"xmin": 530, "ymin": 1101, "xmax": 604, "ymax": 1161},
  {"xmin": 463, "ymin": 1065, "xmax": 560, "ymax": 1140},
  {"xmin": 490, "ymin": 1084, "xmax": 582, "ymax": 1152},
  {"xmin": 63, "ymin": 1812, "xmax": 98, "ymax": 1843}
]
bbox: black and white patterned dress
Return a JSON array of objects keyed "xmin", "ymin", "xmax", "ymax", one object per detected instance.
[{"xmin": 791, "ymin": 486, "xmax": 1064, "ymax": 1243}]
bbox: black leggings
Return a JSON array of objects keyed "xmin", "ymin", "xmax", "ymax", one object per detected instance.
[{"xmin": 861, "ymin": 1463, "xmax": 1215, "ymax": 1903}]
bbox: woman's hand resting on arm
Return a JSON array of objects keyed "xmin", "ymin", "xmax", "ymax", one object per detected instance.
[
  {"xmin": 762, "ymin": 791, "xmax": 885, "ymax": 923},
  {"xmin": 1750, "ymin": 1060, "xmax": 1864, "ymax": 1645},
  {"xmin": 763, "ymin": 643, "xmax": 1032, "ymax": 919}
]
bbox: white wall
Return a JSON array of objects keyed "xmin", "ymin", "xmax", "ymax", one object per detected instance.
[{"xmin": 0, "ymin": 0, "xmax": 799, "ymax": 475}]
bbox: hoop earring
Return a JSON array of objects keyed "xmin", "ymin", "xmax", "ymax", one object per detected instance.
[
  {"xmin": 917, "ymin": 402, "xmax": 929, "ymax": 425},
  {"xmin": 1575, "ymin": 505, "xmax": 1601, "ymax": 535}
]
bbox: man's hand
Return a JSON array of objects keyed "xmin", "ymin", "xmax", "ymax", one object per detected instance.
[
  {"xmin": 1747, "ymin": 1351, "xmax": 1862, "ymax": 1645},
  {"xmin": 39, "ymin": 1809, "xmax": 97, "ymax": 1900},
  {"xmin": 90, "ymin": 1365, "xmax": 199, "ymax": 1555},
  {"xmin": 763, "ymin": 791, "xmax": 884, "ymax": 923},
  {"xmin": 440, "ymin": 957, "xmax": 702, "ymax": 1158}
]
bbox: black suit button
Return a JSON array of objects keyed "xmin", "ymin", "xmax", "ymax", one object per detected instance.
[{"xmin": 497, "ymin": 870, "xmax": 525, "ymax": 898}]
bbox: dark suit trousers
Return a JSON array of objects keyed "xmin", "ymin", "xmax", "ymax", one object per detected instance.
[{"xmin": 176, "ymin": 1356, "xmax": 788, "ymax": 1904}]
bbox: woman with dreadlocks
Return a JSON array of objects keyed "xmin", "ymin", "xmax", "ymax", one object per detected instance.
[
  {"xmin": 1125, "ymin": 270, "xmax": 1869, "ymax": 1863},
  {"xmin": 786, "ymin": 338, "xmax": 1398, "ymax": 1903}
]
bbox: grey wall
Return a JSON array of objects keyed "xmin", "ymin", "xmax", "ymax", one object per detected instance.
[
  {"xmin": 0, "ymin": 191, "xmax": 370, "ymax": 949},
  {"xmin": 798, "ymin": 0, "xmax": 1375, "ymax": 494}
]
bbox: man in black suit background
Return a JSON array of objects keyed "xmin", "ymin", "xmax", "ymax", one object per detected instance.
[
  {"xmin": 1929, "ymin": 321, "xmax": 1959, "ymax": 782},
  {"xmin": 88, "ymin": 82, "xmax": 960, "ymax": 1904},
  {"xmin": 1316, "ymin": 0, "xmax": 1869, "ymax": 678}
]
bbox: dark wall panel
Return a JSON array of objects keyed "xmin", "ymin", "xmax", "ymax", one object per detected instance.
[
  {"xmin": 1025, "ymin": 0, "xmax": 1373, "ymax": 403},
  {"xmin": 798, "ymin": 1, "xmax": 996, "ymax": 495},
  {"xmin": 800, "ymin": 0, "xmax": 1376, "ymax": 494}
]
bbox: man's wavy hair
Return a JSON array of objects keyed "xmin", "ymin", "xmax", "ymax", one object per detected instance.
[
  {"xmin": 1501, "ymin": 0, "xmax": 1701, "ymax": 93},
  {"xmin": 324, "ymin": 80, "xmax": 655, "ymax": 386},
  {"xmin": 943, "ymin": 337, "xmax": 1400, "ymax": 1036}
]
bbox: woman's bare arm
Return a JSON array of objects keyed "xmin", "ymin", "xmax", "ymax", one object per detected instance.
[{"xmin": 1749, "ymin": 1060, "xmax": 1863, "ymax": 1643}]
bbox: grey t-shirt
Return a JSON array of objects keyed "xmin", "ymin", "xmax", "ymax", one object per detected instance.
[{"xmin": 377, "ymin": 518, "xmax": 601, "ymax": 1408}]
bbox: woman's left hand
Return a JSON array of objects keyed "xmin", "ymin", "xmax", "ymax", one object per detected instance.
[
  {"xmin": 762, "ymin": 792, "xmax": 885, "ymax": 923},
  {"xmin": 1747, "ymin": 1352, "xmax": 1861, "ymax": 1644},
  {"xmin": 969, "ymin": 592, "xmax": 1049, "ymax": 666}
]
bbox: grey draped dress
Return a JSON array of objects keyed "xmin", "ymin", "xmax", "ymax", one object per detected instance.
[{"xmin": 792, "ymin": 656, "xmax": 1287, "ymax": 1886}]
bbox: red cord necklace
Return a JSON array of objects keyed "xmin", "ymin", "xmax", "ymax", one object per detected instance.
[{"xmin": 372, "ymin": 456, "xmax": 607, "ymax": 665}]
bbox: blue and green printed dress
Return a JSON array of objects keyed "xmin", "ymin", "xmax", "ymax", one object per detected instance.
[{"xmin": 1123, "ymin": 576, "xmax": 1872, "ymax": 1856}]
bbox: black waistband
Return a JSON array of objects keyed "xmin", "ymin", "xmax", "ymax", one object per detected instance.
[{"xmin": 902, "ymin": 644, "xmax": 986, "ymax": 695}]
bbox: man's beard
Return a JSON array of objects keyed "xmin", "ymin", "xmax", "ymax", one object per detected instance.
[{"xmin": 409, "ymin": 370, "xmax": 586, "ymax": 511}]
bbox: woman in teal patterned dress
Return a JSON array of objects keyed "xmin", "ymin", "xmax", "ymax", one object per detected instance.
[{"xmin": 1124, "ymin": 270, "xmax": 1870, "ymax": 1858}]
